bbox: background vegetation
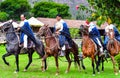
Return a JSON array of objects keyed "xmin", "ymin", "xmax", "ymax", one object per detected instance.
[
  {"xmin": 32, "ymin": 2, "xmax": 71, "ymax": 18},
  {"xmin": 0, "ymin": 0, "xmax": 31, "ymax": 20},
  {"xmin": 0, "ymin": 0, "xmax": 71, "ymax": 21},
  {"xmin": 78, "ymin": 0, "xmax": 120, "ymax": 29}
]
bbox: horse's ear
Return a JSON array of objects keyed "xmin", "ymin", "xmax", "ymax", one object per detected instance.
[
  {"xmin": 9, "ymin": 19, "xmax": 13, "ymax": 23},
  {"xmin": 44, "ymin": 24, "xmax": 49, "ymax": 27}
]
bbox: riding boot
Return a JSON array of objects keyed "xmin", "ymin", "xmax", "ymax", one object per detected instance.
[
  {"xmin": 20, "ymin": 47, "xmax": 28, "ymax": 54},
  {"xmin": 99, "ymin": 46, "xmax": 105, "ymax": 57},
  {"xmin": 65, "ymin": 41, "xmax": 71, "ymax": 50},
  {"xmin": 59, "ymin": 50, "xmax": 65, "ymax": 57}
]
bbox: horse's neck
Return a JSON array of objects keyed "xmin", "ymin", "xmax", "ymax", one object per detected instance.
[
  {"xmin": 6, "ymin": 27, "xmax": 18, "ymax": 41},
  {"xmin": 82, "ymin": 35, "xmax": 92, "ymax": 44},
  {"xmin": 109, "ymin": 31, "xmax": 115, "ymax": 39},
  {"xmin": 45, "ymin": 28, "xmax": 53, "ymax": 37},
  {"xmin": 45, "ymin": 28, "xmax": 56, "ymax": 46}
]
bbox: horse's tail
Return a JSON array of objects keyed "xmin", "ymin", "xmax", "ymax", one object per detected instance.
[
  {"xmin": 35, "ymin": 39, "xmax": 45, "ymax": 57},
  {"xmin": 71, "ymin": 40, "xmax": 79, "ymax": 66}
]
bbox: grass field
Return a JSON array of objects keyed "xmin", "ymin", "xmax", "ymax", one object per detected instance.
[{"xmin": 0, "ymin": 45, "xmax": 120, "ymax": 78}]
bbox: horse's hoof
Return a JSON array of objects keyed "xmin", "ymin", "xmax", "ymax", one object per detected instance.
[
  {"xmin": 23, "ymin": 69, "xmax": 27, "ymax": 72},
  {"xmin": 115, "ymin": 73, "xmax": 118, "ymax": 75},
  {"xmin": 14, "ymin": 71, "xmax": 18, "ymax": 74},
  {"xmin": 65, "ymin": 70, "xmax": 68, "ymax": 74},
  {"xmin": 55, "ymin": 73, "xmax": 59, "ymax": 76},
  {"xmin": 119, "ymin": 70, "xmax": 120, "ymax": 73},
  {"xmin": 98, "ymin": 72, "xmax": 100, "ymax": 74},
  {"xmin": 6, "ymin": 62, "xmax": 10, "ymax": 66},
  {"xmin": 42, "ymin": 69, "xmax": 45, "ymax": 72},
  {"xmin": 92, "ymin": 74, "xmax": 95, "ymax": 76}
]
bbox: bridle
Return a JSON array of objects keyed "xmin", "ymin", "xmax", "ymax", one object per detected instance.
[{"xmin": 1, "ymin": 22, "xmax": 19, "ymax": 45}]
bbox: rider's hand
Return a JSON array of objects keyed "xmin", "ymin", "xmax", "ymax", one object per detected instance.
[
  {"xmin": 16, "ymin": 27, "xmax": 21, "ymax": 32},
  {"xmin": 55, "ymin": 31, "xmax": 60, "ymax": 35}
]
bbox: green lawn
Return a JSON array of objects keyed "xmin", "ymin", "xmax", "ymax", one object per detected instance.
[{"xmin": 0, "ymin": 45, "xmax": 120, "ymax": 78}]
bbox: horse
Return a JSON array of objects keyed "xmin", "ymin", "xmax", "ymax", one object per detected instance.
[
  {"xmin": 107, "ymin": 27, "xmax": 120, "ymax": 75},
  {"xmin": 37, "ymin": 25, "xmax": 84, "ymax": 75},
  {"xmin": 0, "ymin": 20, "xmax": 47, "ymax": 73},
  {"xmin": 80, "ymin": 25, "xmax": 104, "ymax": 76}
]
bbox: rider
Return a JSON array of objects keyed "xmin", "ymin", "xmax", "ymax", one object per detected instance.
[
  {"xmin": 54, "ymin": 14, "xmax": 72, "ymax": 56},
  {"xmin": 85, "ymin": 20, "xmax": 105, "ymax": 57},
  {"xmin": 104, "ymin": 24, "xmax": 120, "ymax": 50},
  {"xmin": 18, "ymin": 14, "xmax": 38, "ymax": 53}
]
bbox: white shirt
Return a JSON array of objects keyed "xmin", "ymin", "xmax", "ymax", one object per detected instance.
[
  {"xmin": 19, "ymin": 19, "xmax": 27, "ymax": 27},
  {"xmin": 88, "ymin": 22, "xmax": 96, "ymax": 32},
  {"xmin": 55, "ymin": 19, "xmax": 64, "ymax": 31}
]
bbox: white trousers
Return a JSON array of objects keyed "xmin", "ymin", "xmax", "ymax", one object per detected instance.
[
  {"xmin": 23, "ymin": 34, "xmax": 28, "ymax": 48},
  {"xmin": 96, "ymin": 38, "xmax": 103, "ymax": 52}
]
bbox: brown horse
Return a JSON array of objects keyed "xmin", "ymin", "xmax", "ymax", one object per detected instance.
[
  {"xmin": 80, "ymin": 25, "xmax": 104, "ymax": 76},
  {"xmin": 107, "ymin": 27, "xmax": 120, "ymax": 75},
  {"xmin": 37, "ymin": 25, "xmax": 82, "ymax": 75}
]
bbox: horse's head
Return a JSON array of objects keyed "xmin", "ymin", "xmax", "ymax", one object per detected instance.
[
  {"xmin": 80, "ymin": 25, "xmax": 89, "ymax": 36},
  {"xmin": 37, "ymin": 24, "xmax": 50, "ymax": 37},
  {"xmin": 0, "ymin": 20, "xmax": 13, "ymax": 33},
  {"xmin": 108, "ymin": 27, "xmax": 115, "ymax": 40}
]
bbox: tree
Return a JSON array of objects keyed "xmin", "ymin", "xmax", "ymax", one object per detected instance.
[
  {"xmin": 32, "ymin": 2, "xmax": 71, "ymax": 18},
  {"xmin": 0, "ymin": 12, "xmax": 8, "ymax": 22},
  {"xmin": 80, "ymin": 0, "xmax": 120, "ymax": 28},
  {"xmin": 0, "ymin": 0, "xmax": 31, "ymax": 20}
]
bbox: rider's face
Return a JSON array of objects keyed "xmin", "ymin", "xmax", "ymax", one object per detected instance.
[
  {"xmin": 56, "ymin": 16, "xmax": 61, "ymax": 21},
  {"xmin": 20, "ymin": 15, "xmax": 25, "ymax": 21}
]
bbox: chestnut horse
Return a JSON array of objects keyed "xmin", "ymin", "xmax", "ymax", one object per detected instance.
[
  {"xmin": 107, "ymin": 28, "xmax": 120, "ymax": 75},
  {"xmin": 80, "ymin": 25, "xmax": 104, "ymax": 76},
  {"xmin": 37, "ymin": 25, "xmax": 83, "ymax": 75}
]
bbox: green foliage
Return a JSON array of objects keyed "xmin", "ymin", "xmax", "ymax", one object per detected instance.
[
  {"xmin": 0, "ymin": 12, "xmax": 8, "ymax": 22},
  {"xmin": 32, "ymin": 2, "xmax": 71, "ymax": 18},
  {"xmin": 0, "ymin": 0, "xmax": 31, "ymax": 20},
  {"xmin": 69, "ymin": 28, "xmax": 80, "ymax": 39},
  {"xmin": 76, "ymin": 4, "xmax": 92, "ymax": 20},
  {"xmin": 79, "ymin": 0, "xmax": 120, "ymax": 28}
]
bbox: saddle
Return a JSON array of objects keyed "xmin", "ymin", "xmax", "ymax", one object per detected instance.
[{"xmin": 19, "ymin": 40, "xmax": 35, "ymax": 48}]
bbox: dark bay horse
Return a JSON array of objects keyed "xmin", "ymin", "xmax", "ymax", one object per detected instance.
[
  {"xmin": 80, "ymin": 25, "xmax": 104, "ymax": 76},
  {"xmin": 37, "ymin": 25, "xmax": 83, "ymax": 75},
  {"xmin": 107, "ymin": 27, "xmax": 120, "ymax": 75},
  {"xmin": 0, "ymin": 21, "xmax": 47, "ymax": 73}
]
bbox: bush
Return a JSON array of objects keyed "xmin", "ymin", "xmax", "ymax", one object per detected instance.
[
  {"xmin": 0, "ymin": 12, "xmax": 8, "ymax": 22},
  {"xmin": 0, "ymin": 0, "xmax": 31, "ymax": 20},
  {"xmin": 32, "ymin": 2, "xmax": 71, "ymax": 18},
  {"xmin": 69, "ymin": 28, "xmax": 80, "ymax": 39}
]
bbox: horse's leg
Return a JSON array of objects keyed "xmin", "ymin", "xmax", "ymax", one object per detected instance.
[
  {"xmin": 118, "ymin": 63, "xmax": 120, "ymax": 73},
  {"xmin": 91, "ymin": 56, "xmax": 95, "ymax": 76},
  {"xmin": 42, "ymin": 54, "xmax": 48, "ymax": 72},
  {"xmin": 14, "ymin": 54, "xmax": 19, "ymax": 73},
  {"xmin": 96, "ymin": 56, "xmax": 100, "ymax": 74},
  {"xmin": 65, "ymin": 51, "xmax": 71, "ymax": 73},
  {"xmin": 111, "ymin": 56, "xmax": 118, "ymax": 75},
  {"xmin": 80, "ymin": 59, "xmax": 86, "ymax": 70},
  {"xmin": 54, "ymin": 56, "xmax": 59, "ymax": 75},
  {"xmin": 2, "ymin": 52, "xmax": 12, "ymax": 66},
  {"xmin": 24, "ymin": 51, "xmax": 34, "ymax": 71},
  {"xmin": 73, "ymin": 52, "xmax": 81, "ymax": 71},
  {"xmin": 101, "ymin": 57, "xmax": 104, "ymax": 71}
]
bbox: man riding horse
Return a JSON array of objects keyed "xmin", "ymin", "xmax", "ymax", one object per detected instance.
[
  {"xmin": 18, "ymin": 14, "xmax": 38, "ymax": 53},
  {"xmin": 85, "ymin": 20, "xmax": 105, "ymax": 57},
  {"xmin": 104, "ymin": 24, "xmax": 120, "ymax": 50},
  {"xmin": 54, "ymin": 14, "xmax": 72, "ymax": 56}
]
